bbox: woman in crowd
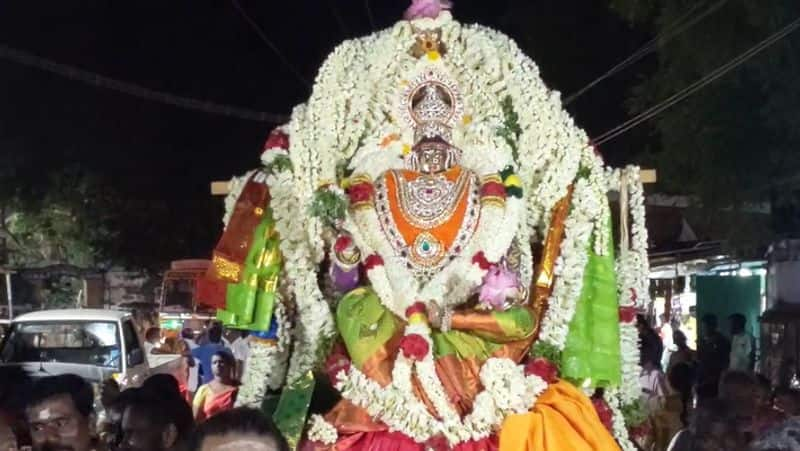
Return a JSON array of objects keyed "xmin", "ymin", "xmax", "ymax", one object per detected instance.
[{"xmin": 192, "ymin": 350, "xmax": 239, "ymax": 422}]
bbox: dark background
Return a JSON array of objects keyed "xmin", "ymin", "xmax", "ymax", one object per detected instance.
[{"xmin": 0, "ymin": 1, "xmax": 650, "ymax": 267}]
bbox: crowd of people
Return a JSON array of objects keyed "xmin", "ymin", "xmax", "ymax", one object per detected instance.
[
  {"xmin": 636, "ymin": 312, "xmax": 800, "ymax": 451},
  {"xmin": 0, "ymin": 321, "xmax": 282, "ymax": 451}
]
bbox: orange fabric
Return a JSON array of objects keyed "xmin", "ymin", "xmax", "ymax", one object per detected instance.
[
  {"xmin": 499, "ymin": 381, "xmax": 620, "ymax": 451},
  {"xmin": 435, "ymin": 355, "xmax": 482, "ymax": 414},
  {"xmin": 195, "ymin": 386, "xmax": 237, "ymax": 422},
  {"xmin": 385, "ymin": 167, "xmax": 470, "ymax": 251},
  {"xmin": 531, "ymin": 187, "xmax": 572, "ymax": 338},
  {"xmin": 358, "ymin": 332, "xmax": 402, "ymax": 387}
]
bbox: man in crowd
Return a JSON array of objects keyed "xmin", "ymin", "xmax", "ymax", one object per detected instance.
[
  {"xmin": 25, "ymin": 374, "xmax": 96, "ymax": 451},
  {"xmin": 118, "ymin": 391, "xmax": 193, "ymax": 451},
  {"xmin": 192, "ymin": 324, "xmax": 228, "ymax": 385},
  {"xmin": 729, "ymin": 313, "xmax": 754, "ymax": 372},
  {"xmin": 697, "ymin": 314, "xmax": 730, "ymax": 392},
  {"xmin": 230, "ymin": 330, "xmax": 251, "ymax": 381},
  {"xmin": 181, "ymin": 328, "xmax": 200, "ymax": 394}
]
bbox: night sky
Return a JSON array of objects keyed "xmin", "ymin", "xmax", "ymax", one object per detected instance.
[{"xmin": 0, "ymin": 1, "xmax": 651, "ymax": 266}]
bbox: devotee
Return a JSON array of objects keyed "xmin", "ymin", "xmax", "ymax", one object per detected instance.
[
  {"xmin": 749, "ymin": 417, "xmax": 800, "ymax": 451},
  {"xmin": 640, "ymin": 353, "xmax": 668, "ymax": 415},
  {"xmin": 118, "ymin": 391, "xmax": 193, "ymax": 451},
  {"xmin": 697, "ymin": 314, "xmax": 730, "ymax": 392},
  {"xmin": 0, "ymin": 367, "xmax": 32, "ymax": 449},
  {"xmin": 192, "ymin": 350, "xmax": 239, "ymax": 422},
  {"xmin": 142, "ymin": 374, "xmax": 185, "ymax": 405},
  {"xmin": 667, "ymin": 398, "xmax": 747, "ymax": 451},
  {"xmin": 729, "ymin": 313, "xmax": 755, "ymax": 372},
  {"xmin": 191, "ymin": 324, "xmax": 228, "ymax": 385},
  {"xmin": 667, "ymin": 329, "xmax": 697, "ymax": 374},
  {"xmin": 637, "ymin": 314, "xmax": 664, "ymax": 370},
  {"xmin": 181, "ymin": 328, "xmax": 200, "ymax": 394},
  {"xmin": 230, "ymin": 330, "xmax": 251, "ymax": 381},
  {"xmin": 143, "ymin": 327, "xmax": 163, "ymax": 355},
  {"xmin": 189, "ymin": 407, "xmax": 287, "ymax": 451},
  {"xmin": 99, "ymin": 388, "xmax": 141, "ymax": 451},
  {"xmin": 25, "ymin": 374, "xmax": 97, "ymax": 451}
]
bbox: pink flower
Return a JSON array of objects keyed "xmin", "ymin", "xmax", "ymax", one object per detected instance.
[
  {"xmin": 524, "ymin": 357, "xmax": 558, "ymax": 383},
  {"xmin": 478, "ymin": 265, "xmax": 519, "ymax": 310},
  {"xmin": 399, "ymin": 334, "xmax": 430, "ymax": 360},
  {"xmin": 403, "ymin": 0, "xmax": 453, "ymax": 20}
]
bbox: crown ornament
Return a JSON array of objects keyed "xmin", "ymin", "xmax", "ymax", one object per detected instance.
[{"xmin": 397, "ymin": 69, "xmax": 464, "ymax": 144}]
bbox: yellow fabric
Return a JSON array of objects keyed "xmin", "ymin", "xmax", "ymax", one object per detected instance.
[
  {"xmin": 193, "ymin": 384, "xmax": 210, "ymax": 412},
  {"xmin": 499, "ymin": 381, "xmax": 620, "ymax": 451}
]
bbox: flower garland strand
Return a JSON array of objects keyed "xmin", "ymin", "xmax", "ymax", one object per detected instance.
[{"xmin": 537, "ymin": 175, "xmax": 602, "ymax": 350}]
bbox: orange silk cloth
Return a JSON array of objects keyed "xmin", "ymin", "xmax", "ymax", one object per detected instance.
[
  {"xmin": 207, "ymin": 173, "xmax": 270, "ymax": 283},
  {"xmin": 499, "ymin": 381, "xmax": 620, "ymax": 451},
  {"xmin": 194, "ymin": 385, "xmax": 238, "ymax": 423},
  {"xmin": 385, "ymin": 166, "xmax": 471, "ymax": 251}
]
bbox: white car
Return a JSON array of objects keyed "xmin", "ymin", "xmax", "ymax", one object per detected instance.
[{"xmin": 0, "ymin": 309, "xmax": 182, "ymax": 387}]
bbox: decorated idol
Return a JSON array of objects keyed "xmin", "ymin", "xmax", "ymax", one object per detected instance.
[{"xmin": 207, "ymin": 2, "xmax": 652, "ymax": 450}]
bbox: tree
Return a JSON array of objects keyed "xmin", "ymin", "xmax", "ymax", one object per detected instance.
[
  {"xmin": 610, "ymin": 0, "xmax": 800, "ymax": 255},
  {"xmin": 1, "ymin": 165, "xmax": 119, "ymax": 268}
]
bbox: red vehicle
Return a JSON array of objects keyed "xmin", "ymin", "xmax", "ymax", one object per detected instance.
[{"xmin": 158, "ymin": 260, "xmax": 225, "ymax": 337}]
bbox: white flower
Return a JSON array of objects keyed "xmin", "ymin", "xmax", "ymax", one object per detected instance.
[{"xmin": 307, "ymin": 415, "xmax": 338, "ymax": 445}]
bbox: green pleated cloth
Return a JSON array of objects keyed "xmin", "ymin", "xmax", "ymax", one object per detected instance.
[
  {"xmin": 216, "ymin": 208, "xmax": 282, "ymax": 332},
  {"xmin": 560, "ymin": 206, "xmax": 621, "ymax": 387}
]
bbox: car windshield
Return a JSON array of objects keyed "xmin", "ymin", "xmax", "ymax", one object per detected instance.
[{"xmin": 0, "ymin": 321, "xmax": 121, "ymax": 369}]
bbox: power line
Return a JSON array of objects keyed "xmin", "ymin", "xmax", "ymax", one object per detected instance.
[
  {"xmin": 0, "ymin": 44, "xmax": 288, "ymax": 123},
  {"xmin": 564, "ymin": 0, "xmax": 730, "ymax": 106},
  {"xmin": 230, "ymin": 0, "xmax": 310, "ymax": 90},
  {"xmin": 591, "ymin": 16, "xmax": 800, "ymax": 146},
  {"xmin": 365, "ymin": 0, "xmax": 376, "ymax": 30}
]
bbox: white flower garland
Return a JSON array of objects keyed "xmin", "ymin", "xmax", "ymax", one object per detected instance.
[
  {"xmin": 612, "ymin": 165, "xmax": 649, "ymax": 404},
  {"xmin": 266, "ymin": 162, "xmax": 335, "ymax": 384},
  {"xmin": 605, "ymin": 388, "xmax": 638, "ymax": 451},
  {"xmin": 236, "ymin": 290, "xmax": 293, "ymax": 407},
  {"xmin": 335, "ymin": 355, "xmax": 548, "ymax": 447},
  {"xmin": 537, "ymin": 176, "xmax": 602, "ymax": 350},
  {"xmin": 307, "ymin": 414, "xmax": 338, "ymax": 445},
  {"xmin": 352, "ymin": 189, "xmax": 523, "ymax": 319}
]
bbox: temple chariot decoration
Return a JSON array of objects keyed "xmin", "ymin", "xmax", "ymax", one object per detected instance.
[{"xmin": 206, "ymin": 3, "xmax": 652, "ymax": 450}]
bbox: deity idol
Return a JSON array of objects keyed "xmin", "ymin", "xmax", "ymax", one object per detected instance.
[{"xmin": 206, "ymin": 4, "xmax": 652, "ymax": 451}]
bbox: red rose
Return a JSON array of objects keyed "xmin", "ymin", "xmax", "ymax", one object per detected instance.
[
  {"xmin": 263, "ymin": 129, "xmax": 289, "ymax": 150},
  {"xmin": 405, "ymin": 302, "xmax": 427, "ymax": 319},
  {"xmin": 480, "ymin": 181, "xmax": 507, "ymax": 199},
  {"xmin": 399, "ymin": 334, "xmax": 430, "ymax": 360},
  {"xmin": 591, "ymin": 397, "xmax": 614, "ymax": 432},
  {"xmin": 424, "ymin": 435, "xmax": 449, "ymax": 451},
  {"xmin": 334, "ymin": 235, "xmax": 353, "ymax": 254},
  {"xmin": 619, "ymin": 306, "xmax": 637, "ymax": 323},
  {"xmin": 472, "ymin": 251, "xmax": 491, "ymax": 270},
  {"xmin": 347, "ymin": 182, "xmax": 375, "ymax": 204},
  {"xmin": 364, "ymin": 254, "xmax": 384, "ymax": 271},
  {"xmin": 524, "ymin": 357, "xmax": 559, "ymax": 383}
]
